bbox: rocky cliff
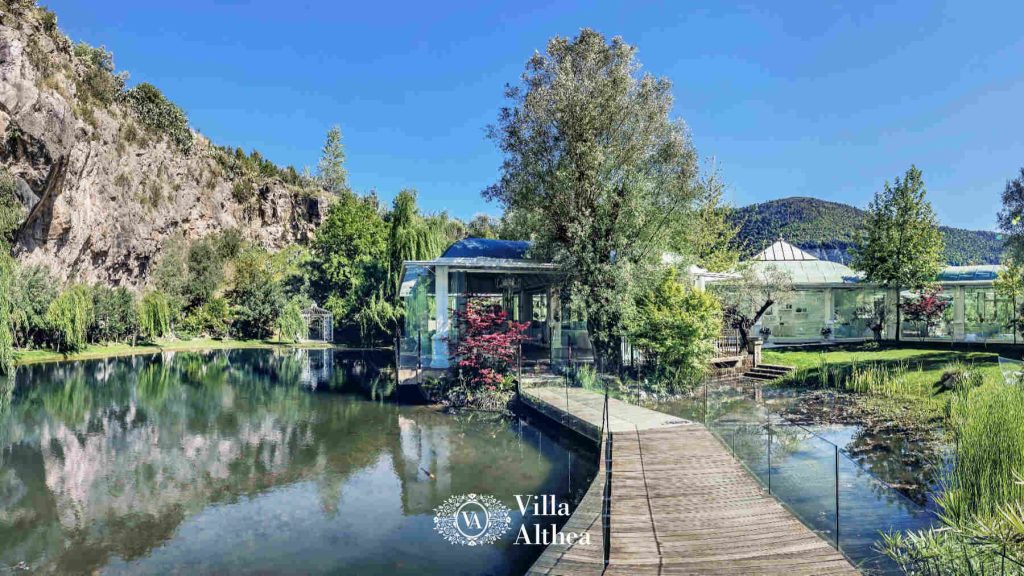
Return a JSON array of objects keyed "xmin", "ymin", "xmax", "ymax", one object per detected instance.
[{"xmin": 0, "ymin": 0, "xmax": 328, "ymax": 287}]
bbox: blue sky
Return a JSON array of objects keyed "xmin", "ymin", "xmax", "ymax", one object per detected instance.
[{"xmin": 45, "ymin": 0, "xmax": 1024, "ymax": 230}]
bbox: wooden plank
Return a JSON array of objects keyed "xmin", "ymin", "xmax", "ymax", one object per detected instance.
[{"xmin": 524, "ymin": 386, "xmax": 860, "ymax": 575}]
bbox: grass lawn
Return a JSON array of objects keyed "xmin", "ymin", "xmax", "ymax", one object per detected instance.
[
  {"xmin": 762, "ymin": 343, "xmax": 1006, "ymax": 424},
  {"xmin": 13, "ymin": 338, "xmax": 335, "ymax": 367}
]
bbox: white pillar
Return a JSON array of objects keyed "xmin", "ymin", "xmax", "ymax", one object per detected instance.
[
  {"xmin": 431, "ymin": 266, "xmax": 450, "ymax": 368},
  {"xmin": 548, "ymin": 286, "xmax": 561, "ymax": 360},
  {"xmin": 953, "ymin": 285, "xmax": 965, "ymax": 341}
]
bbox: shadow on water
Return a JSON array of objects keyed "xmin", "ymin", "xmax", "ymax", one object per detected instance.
[{"xmin": 0, "ymin": 349, "xmax": 597, "ymax": 576}]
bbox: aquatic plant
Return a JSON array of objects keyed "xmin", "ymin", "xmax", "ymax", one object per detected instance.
[{"xmin": 881, "ymin": 382, "xmax": 1024, "ymax": 570}]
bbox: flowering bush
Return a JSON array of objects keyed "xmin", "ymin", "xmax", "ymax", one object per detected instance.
[{"xmin": 450, "ymin": 296, "xmax": 529, "ymax": 389}]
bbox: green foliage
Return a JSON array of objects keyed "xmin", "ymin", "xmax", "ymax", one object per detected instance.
[
  {"xmin": 123, "ymin": 82, "xmax": 193, "ymax": 152},
  {"xmin": 714, "ymin": 264, "xmax": 795, "ymax": 347},
  {"xmin": 151, "ymin": 232, "xmax": 190, "ymax": 317},
  {"xmin": 943, "ymin": 382, "xmax": 1024, "ymax": 522},
  {"xmin": 89, "ymin": 286, "xmax": 138, "ymax": 343},
  {"xmin": 0, "ymin": 169, "xmax": 24, "ymax": 247},
  {"xmin": 998, "ymin": 167, "xmax": 1024, "ymax": 262},
  {"xmin": 45, "ymin": 285, "xmax": 94, "ymax": 352},
  {"xmin": 8, "ymin": 263, "xmax": 57, "ymax": 347},
  {"xmin": 310, "ymin": 191, "xmax": 387, "ymax": 341},
  {"xmin": 466, "ymin": 214, "xmax": 499, "ymax": 239},
  {"xmin": 229, "ymin": 248, "xmax": 285, "ymax": 339},
  {"xmin": 886, "ymin": 382, "xmax": 1024, "ymax": 569},
  {"xmin": 316, "ymin": 125, "xmax": 348, "ymax": 195},
  {"xmin": 485, "ymin": 29, "xmax": 701, "ymax": 365},
  {"xmin": 72, "ymin": 42, "xmax": 125, "ymax": 106},
  {"xmin": 995, "ymin": 256, "xmax": 1024, "ymax": 340},
  {"xmin": 275, "ymin": 299, "xmax": 306, "ymax": 343},
  {"xmin": 180, "ymin": 296, "xmax": 231, "ymax": 339},
  {"xmin": 214, "ymin": 146, "xmax": 308, "ymax": 190},
  {"xmin": 385, "ymin": 190, "xmax": 454, "ymax": 300},
  {"xmin": 732, "ymin": 197, "xmax": 1002, "ymax": 265},
  {"xmin": 185, "ymin": 236, "xmax": 225, "ymax": 308},
  {"xmin": 138, "ymin": 291, "xmax": 171, "ymax": 341},
  {"xmin": 673, "ymin": 166, "xmax": 740, "ymax": 272},
  {"xmin": 852, "ymin": 166, "xmax": 945, "ymax": 340},
  {"xmin": 630, "ymin": 269, "xmax": 722, "ymax": 391},
  {"xmin": 0, "ymin": 254, "xmax": 14, "ymax": 374}
]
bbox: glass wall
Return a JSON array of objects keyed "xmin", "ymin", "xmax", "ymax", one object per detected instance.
[
  {"xmin": 400, "ymin": 265, "xmax": 436, "ymax": 366},
  {"xmin": 761, "ymin": 289, "xmax": 829, "ymax": 339},
  {"xmin": 833, "ymin": 289, "xmax": 886, "ymax": 339},
  {"xmin": 964, "ymin": 287, "xmax": 1015, "ymax": 342},
  {"xmin": 899, "ymin": 289, "xmax": 954, "ymax": 340}
]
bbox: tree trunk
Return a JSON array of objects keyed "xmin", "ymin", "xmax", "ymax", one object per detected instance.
[
  {"xmin": 1014, "ymin": 296, "xmax": 1018, "ymax": 346},
  {"xmin": 895, "ymin": 285, "xmax": 902, "ymax": 343}
]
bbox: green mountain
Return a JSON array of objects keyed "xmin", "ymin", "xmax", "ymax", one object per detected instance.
[{"xmin": 731, "ymin": 197, "xmax": 1003, "ymax": 266}]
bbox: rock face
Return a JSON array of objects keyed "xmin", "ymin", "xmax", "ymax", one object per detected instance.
[{"xmin": 0, "ymin": 1, "xmax": 327, "ymax": 287}]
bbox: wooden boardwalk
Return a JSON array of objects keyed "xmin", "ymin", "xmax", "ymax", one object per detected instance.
[{"xmin": 522, "ymin": 387, "xmax": 859, "ymax": 576}]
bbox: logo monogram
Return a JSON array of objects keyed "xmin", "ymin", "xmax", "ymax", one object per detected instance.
[{"xmin": 433, "ymin": 493, "xmax": 513, "ymax": 546}]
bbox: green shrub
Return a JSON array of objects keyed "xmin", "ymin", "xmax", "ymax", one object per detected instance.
[
  {"xmin": 630, "ymin": 269, "xmax": 723, "ymax": 392},
  {"xmin": 936, "ymin": 361, "xmax": 984, "ymax": 394},
  {"xmin": 72, "ymin": 42, "xmax": 124, "ymax": 106},
  {"xmin": 45, "ymin": 285, "xmax": 94, "ymax": 352},
  {"xmin": 123, "ymin": 82, "xmax": 193, "ymax": 152},
  {"xmin": 89, "ymin": 286, "xmax": 138, "ymax": 343},
  {"xmin": 0, "ymin": 168, "xmax": 24, "ymax": 246},
  {"xmin": 180, "ymin": 296, "xmax": 231, "ymax": 339}
]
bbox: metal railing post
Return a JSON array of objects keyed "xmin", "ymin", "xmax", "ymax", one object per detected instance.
[
  {"xmin": 835, "ymin": 444, "xmax": 840, "ymax": 550},
  {"xmin": 767, "ymin": 415, "xmax": 772, "ymax": 494},
  {"xmin": 517, "ymin": 341, "xmax": 522, "ymax": 401}
]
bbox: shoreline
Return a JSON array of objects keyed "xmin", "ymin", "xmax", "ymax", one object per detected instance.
[{"xmin": 12, "ymin": 338, "xmax": 340, "ymax": 368}]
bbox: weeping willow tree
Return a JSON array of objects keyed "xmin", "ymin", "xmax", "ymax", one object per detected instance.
[
  {"xmin": 353, "ymin": 189, "xmax": 465, "ymax": 342},
  {"xmin": 45, "ymin": 284, "xmax": 94, "ymax": 352},
  {"xmin": 138, "ymin": 291, "xmax": 172, "ymax": 342},
  {"xmin": 276, "ymin": 299, "xmax": 306, "ymax": 343},
  {"xmin": 0, "ymin": 254, "xmax": 14, "ymax": 374},
  {"xmin": 385, "ymin": 189, "xmax": 462, "ymax": 301}
]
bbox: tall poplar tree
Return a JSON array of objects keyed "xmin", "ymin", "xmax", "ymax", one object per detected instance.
[
  {"xmin": 317, "ymin": 125, "xmax": 348, "ymax": 196},
  {"xmin": 852, "ymin": 166, "xmax": 944, "ymax": 341},
  {"xmin": 485, "ymin": 29, "xmax": 701, "ymax": 365}
]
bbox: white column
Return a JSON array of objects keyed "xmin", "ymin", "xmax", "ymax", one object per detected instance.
[
  {"xmin": 548, "ymin": 286, "xmax": 561, "ymax": 360},
  {"xmin": 953, "ymin": 285, "xmax": 965, "ymax": 341},
  {"xmin": 431, "ymin": 266, "xmax": 450, "ymax": 368}
]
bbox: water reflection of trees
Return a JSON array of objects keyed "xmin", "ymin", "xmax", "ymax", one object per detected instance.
[
  {"xmin": 0, "ymin": 350, "xmax": 591, "ymax": 575},
  {"xmin": 0, "ymin": 351, "xmax": 396, "ymax": 573}
]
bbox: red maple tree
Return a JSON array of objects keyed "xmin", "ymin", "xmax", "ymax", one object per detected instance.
[
  {"xmin": 450, "ymin": 296, "xmax": 529, "ymax": 389},
  {"xmin": 903, "ymin": 285, "xmax": 950, "ymax": 336}
]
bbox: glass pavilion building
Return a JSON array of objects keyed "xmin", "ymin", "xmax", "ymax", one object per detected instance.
[
  {"xmin": 724, "ymin": 240, "xmax": 1012, "ymax": 345},
  {"xmin": 398, "ymin": 237, "xmax": 1013, "ymax": 378}
]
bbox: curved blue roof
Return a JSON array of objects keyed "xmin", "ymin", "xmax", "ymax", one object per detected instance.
[{"xmin": 441, "ymin": 238, "xmax": 531, "ymax": 260}]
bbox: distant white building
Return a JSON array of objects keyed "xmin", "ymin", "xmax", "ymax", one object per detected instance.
[{"xmin": 708, "ymin": 240, "xmax": 1011, "ymax": 345}]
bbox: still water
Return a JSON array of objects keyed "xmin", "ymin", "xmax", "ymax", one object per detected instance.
[
  {"xmin": 657, "ymin": 384, "xmax": 938, "ymax": 575},
  {"xmin": 0, "ymin": 349, "xmax": 596, "ymax": 575}
]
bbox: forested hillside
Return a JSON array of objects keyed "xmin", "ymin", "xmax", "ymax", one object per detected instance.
[{"xmin": 731, "ymin": 197, "xmax": 1002, "ymax": 265}]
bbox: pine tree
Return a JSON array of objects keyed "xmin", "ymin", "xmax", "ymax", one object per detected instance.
[
  {"xmin": 852, "ymin": 166, "xmax": 945, "ymax": 341},
  {"xmin": 317, "ymin": 125, "xmax": 348, "ymax": 195}
]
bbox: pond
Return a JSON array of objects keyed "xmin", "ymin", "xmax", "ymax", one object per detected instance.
[{"xmin": 0, "ymin": 349, "xmax": 597, "ymax": 575}]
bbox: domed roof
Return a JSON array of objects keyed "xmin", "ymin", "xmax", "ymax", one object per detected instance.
[{"xmin": 441, "ymin": 238, "xmax": 532, "ymax": 260}]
